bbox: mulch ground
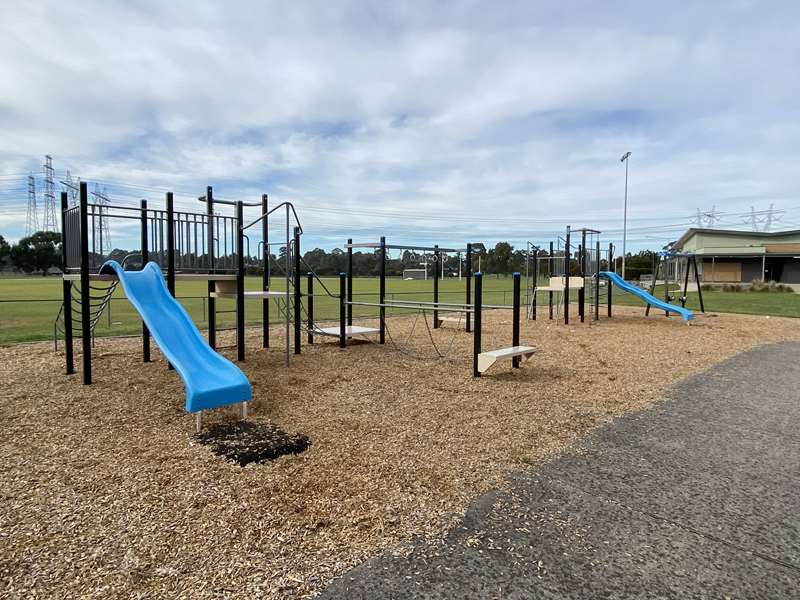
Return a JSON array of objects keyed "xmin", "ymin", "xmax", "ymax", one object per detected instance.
[{"xmin": 1, "ymin": 306, "xmax": 799, "ymax": 598}]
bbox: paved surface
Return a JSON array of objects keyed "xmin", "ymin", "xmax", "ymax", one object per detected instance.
[{"xmin": 321, "ymin": 342, "xmax": 800, "ymax": 599}]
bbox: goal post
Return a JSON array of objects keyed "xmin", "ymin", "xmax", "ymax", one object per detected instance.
[{"xmin": 402, "ymin": 268, "xmax": 427, "ymax": 280}]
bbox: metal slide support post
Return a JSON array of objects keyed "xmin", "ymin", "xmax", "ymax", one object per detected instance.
[
  {"xmin": 61, "ymin": 192, "xmax": 74, "ymax": 375},
  {"xmin": 549, "ymin": 241, "xmax": 554, "ymax": 320},
  {"xmin": 512, "ymin": 272, "xmax": 521, "ymax": 368},
  {"xmin": 307, "ymin": 272, "xmax": 314, "ymax": 344},
  {"xmin": 465, "ymin": 243, "xmax": 473, "ymax": 332},
  {"xmin": 339, "ymin": 272, "xmax": 346, "ymax": 348},
  {"xmin": 166, "ymin": 192, "xmax": 176, "ymax": 370},
  {"xmin": 79, "ymin": 182, "xmax": 91, "ymax": 384},
  {"xmin": 236, "ymin": 201, "xmax": 245, "ymax": 361},
  {"xmin": 261, "ymin": 194, "xmax": 269, "ymax": 348},
  {"xmin": 607, "ymin": 243, "xmax": 613, "ymax": 318},
  {"xmin": 206, "ymin": 187, "xmax": 216, "ymax": 349},
  {"xmin": 472, "ymin": 272, "xmax": 482, "ymax": 377},
  {"xmin": 681, "ymin": 256, "xmax": 691, "ymax": 308},
  {"xmin": 293, "ymin": 226, "xmax": 301, "ymax": 355},
  {"xmin": 564, "ymin": 227, "xmax": 571, "ymax": 325},
  {"xmin": 379, "ymin": 236, "xmax": 386, "ymax": 344},
  {"xmin": 347, "ymin": 238, "xmax": 353, "ymax": 326},
  {"xmin": 645, "ymin": 255, "xmax": 659, "ymax": 317},
  {"xmin": 433, "ymin": 245, "xmax": 440, "ymax": 328},
  {"xmin": 594, "ymin": 239, "xmax": 600, "ymax": 320},
  {"xmin": 693, "ymin": 256, "xmax": 705, "ymax": 313},
  {"xmin": 140, "ymin": 199, "xmax": 151, "ymax": 361}
]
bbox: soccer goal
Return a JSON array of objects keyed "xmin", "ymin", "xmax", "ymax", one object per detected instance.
[{"xmin": 403, "ymin": 268, "xmax": 427, "ymax": 280}]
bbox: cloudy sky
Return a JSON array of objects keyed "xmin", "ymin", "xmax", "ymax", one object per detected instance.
[{"xmin": 1, "ymin": 1, "xmax": 799, "ymax": 251}]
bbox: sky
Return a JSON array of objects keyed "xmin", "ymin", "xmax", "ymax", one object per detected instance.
[{"xmin": 1, "ymin": 1, "xmax": 799, "ymax": 253}]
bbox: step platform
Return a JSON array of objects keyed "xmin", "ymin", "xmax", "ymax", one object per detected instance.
[
  {"xmin": 314, "ymin": 325, "xmax": 381, "ymax": 338},
  {"xmin": 478, "ymin": 345, "xmax": 536, "ymax": 373}
]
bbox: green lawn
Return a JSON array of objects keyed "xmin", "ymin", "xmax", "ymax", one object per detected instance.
[
  {"xmin": 1, "ymin": 275, "xmax": 797, "ymax": 345},
  {"xmin": 0, "ymin": 275, "xmax": 515, "ymax": 345}
]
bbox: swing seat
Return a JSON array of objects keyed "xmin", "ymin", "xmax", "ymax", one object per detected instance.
[{"xmin": 477, "ymin": 346, "xmax": 536, "ymax": 373}]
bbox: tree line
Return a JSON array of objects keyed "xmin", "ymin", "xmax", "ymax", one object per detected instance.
[{"xmin": 0, "ymin": 231, "xmax": 660, "ymax": 280}]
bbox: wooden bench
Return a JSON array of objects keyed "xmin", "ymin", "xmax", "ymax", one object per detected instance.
[{"xmin": 477, "ymin": 345, "xmax": 536, "ymax": 373}]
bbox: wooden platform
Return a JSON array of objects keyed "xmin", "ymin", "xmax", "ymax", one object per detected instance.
[
  {"xmin": 63, "ymin": 273, "xmax": 238, "ymax": 282},
  {"xmin": 210, "ymin": 291, "xmax": 288, "ymax": 299},
  {"xmin": 478, "ymin": 345, "xmax": 536, "ymax": 373},
  {"xmin": 315, "ymin": 325, "xmax": 381, "ymax": 337},
  {"xmin": 436, "ymin": 317, "xmax": 464, "ymax": 327}
]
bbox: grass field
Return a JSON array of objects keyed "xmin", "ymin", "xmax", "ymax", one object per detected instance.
[{"xmin": 1, "ymin": 275, "xmax": 798, "ymax": 345}]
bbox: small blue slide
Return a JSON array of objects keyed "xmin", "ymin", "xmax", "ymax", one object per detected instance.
[
  {"xmin": 100, "ymin": 261, "xmax": 252, "ymax": 412},
  {"xmin": 599, "ymin": 271, "xmax": 694, "ymax": 321}
]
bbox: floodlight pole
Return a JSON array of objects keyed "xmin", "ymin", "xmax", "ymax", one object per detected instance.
[{"xmin": 620, "ymin": 151, "xmax": 631, "ymax": 280}]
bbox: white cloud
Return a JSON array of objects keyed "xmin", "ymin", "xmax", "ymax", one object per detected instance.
[{"xmin": 1, "ymin": 1, "xmax": 799, "ymax": 247}]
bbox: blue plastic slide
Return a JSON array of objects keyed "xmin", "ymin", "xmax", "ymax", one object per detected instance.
[
  {"xmin": 99, "ymin": 261, "xmax": 252, "ymax": 412},
  {"xmin": 598, "ymin": 271, "xmax": 694, "ymax": 321}
]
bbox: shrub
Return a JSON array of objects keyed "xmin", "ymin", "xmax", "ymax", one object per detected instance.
[{"xmin": 749, "ymin": 279, "xmax": 794, "ymax": 293}]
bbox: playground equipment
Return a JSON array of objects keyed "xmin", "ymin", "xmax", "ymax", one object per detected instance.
[
  {"xmin": 57, "ymin": 182, "xmax": 307, "ymax": 429},
  {"xmin": 101, "ymin": 260, "xmax": 251, "ymax": 424},
  {"xmin": 328, "ymin": 237, "xmax": 535, "ymax": 377},
  {"xmin": 599, "ymin": 271, "xmax": 694, "ymax": 321},
  {"xmin": 527, "ymin": 226, "xmax": 614, "ymax": 324},
  {"xmin": 645, "ymin": 251, "xmax": 705, "ymax": 317}
]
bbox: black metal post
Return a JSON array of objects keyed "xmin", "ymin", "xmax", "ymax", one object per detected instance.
[
  {"xmin": 140, "ymin": 199, "xmax": 151, "ymax": 361},
  {"xmin": 645, "ymin": 256, "xmax": 660, "ymax": 317},
  {"xmin": 433, "ymin": 244, "xmax": 440, "ymax": 328},
  {"xmin": 293, "ymin": 226, "xmax": 301, "ymax": 354},
  {"xmin": 307, "ymin": 272, "xmax": 314, "ymax": 344},
  {"xmin": 465, "ymin": 243, "xmax": 473, "ymax": 332},
  {"xmin": 339, "ymin": 272, "xmax": 346, "ymax": 348},
  {"xmin": 347, "ymin": 238, "xmax": 353, "ymax": 326},
  {"xmin": 531, "ymin": 247, "xmax": 538, "ymax": 321},
  {"xmin": 262, "ymin": 193, "xmax": 269, "ymax": 348},
  {"xmin": 595, "ymin": 239, "xmax": 600, "ymax": 320},
  {"xmin": 79, "ymin": 182, "xmax": 91, "ymax": 385},
  {"xmin": 693, "ymin": 256, "xmax": 705, "ymax": 313},
  {"xmin": 473, "ymin": 272, "xmax": 482, "ymax": 377},
  {"xmin": 663, "ymin": 254, "xmax": 671, "ymax": 317},
  {"xmin": 512, "ymin": 272, "xmax": 520, "ymax": 368},
  {"xmin": 166, "ymin": 192, "xmax": 175, "ymax": 296},
  {"xmin": 236, "ymin": 200, "xmax": 245, "ymax": 361},
  {"xmin": 579, "ymin": 229, "xmax": 586, "ymax": 323},
  {"xmin": 607, "ymin": 242, "xmax": 613, "ymax": 318},
  {"xmin": 61, "ymin": 192, "xmax": 74, "ymax": 375},
  {"xmin": 206, "ymin": 187, "xmax": 216, "ymax": 349},
  {"xmin": 379, "ymin": 236, "xmax": 386, "ymax": 344},
  {"xmin": 681, "ymin": 255, "xmax": 691, "ymax": 308},
  {"xmin": 548, "ymin": 241, "xmax": 554, "ymax": 320},
  {"xmin": 564, "ymin": 226, "xmax": 571, "ymax": 325}
]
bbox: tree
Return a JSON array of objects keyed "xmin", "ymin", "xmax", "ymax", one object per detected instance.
[
  {"xmin": 486, "ymin": 242, "xmax": 514, "ymax": 276},
  {"xmin": 10, "ymin": 231, "xmax": 62, "ymax": 275},
  {"xmin": 0, "ymin": 235, "xmax": 9, "ymax": 267}
]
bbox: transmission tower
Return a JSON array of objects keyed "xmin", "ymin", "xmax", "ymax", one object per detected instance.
[
  {"xmin": 695, "ymin": 206, "xmax": 720, "ymax": 228},
  {"xmin": 42, "ymin": 155, "xmax": 58, "ymax": 232},
  {"xmin": 745, "ymin": 205, "xmax": 783, "ymax": 232},
  {"xmin": 26, "ymin": 174, "xmax": 39, "ymax": 236},
  {"xmin": 91, "ymin": 184, "xmax": 112, "ymax": 254},
  {"xmin": 61, "ymin": 170, "xmax": 80, "ymax": 206}
]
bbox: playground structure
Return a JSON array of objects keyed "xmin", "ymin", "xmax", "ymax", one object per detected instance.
[
  {"xmin": 57, "ymin": 185, "xmax": 538, "ymax": 436},
  {"xmin": 527, "ymin": 226, "xmax": 611, "ymax": 324},
  {"xmin": 527, "ymin": 226, "xmax": 704, "ymax": 323},
  {"xmin": 58, "ymin": 182, "xmax": 309, "ymax": 429}
]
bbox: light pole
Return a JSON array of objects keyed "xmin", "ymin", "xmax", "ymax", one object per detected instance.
[{"xmin": 620, "ymin": 151, "xmax": 631, "ymax": 280}]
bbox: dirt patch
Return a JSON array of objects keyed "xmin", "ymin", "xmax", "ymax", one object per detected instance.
[
  {"xmin": 1, "ymin": 306, "xmax": 799, "ymax": 598},
  {"xmin": 195, "ymin": 421, "xmax": 310, "ymax": 466}
]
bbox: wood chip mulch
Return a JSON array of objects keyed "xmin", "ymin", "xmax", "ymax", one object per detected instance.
[
  {"xmin": 1, "ymin": 306, "xmax": 799, "ymax": 598},
  {"xmin": 194, "ymin": 421, "xmax": 310, "ymax": 466}
]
